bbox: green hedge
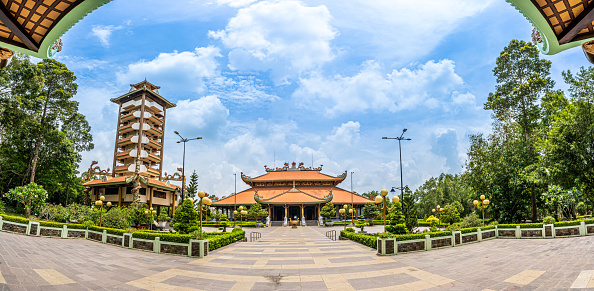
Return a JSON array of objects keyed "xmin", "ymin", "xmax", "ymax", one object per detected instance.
[
  {"xmin": 38, "ymin": 221, "xmax": 87, "ymax": 230},
  {"xmin": 458, "ymin": 225, "xmax": 496, "ymax": 233},
  {"xmin": 209, "ymin": 229, "xmax": 245, "ymax": 251},
  {"xmin": 340, "ymin": 231, "xmax": 377, "ymax": 249},
  {"xmin": 133, "ymin": 232, "xmax": 194, "ymax": 243},
  {"xmin": 553, "ymin": 220, "xmax": 581, "ymax": 227},
  {"xmin": 0, "ymin": 214, "xmax": 29, "ymax": 224},
  {"xmin": 498, "ymin": 223, "xmax": 544, "ymax": 229},
  {"xmin": 88, "ymin": 226, "xmax": 127, "ymax": 236},
  {"xmin": 395, "ymin": 233, "xmax": 426, "ymax": 241}
]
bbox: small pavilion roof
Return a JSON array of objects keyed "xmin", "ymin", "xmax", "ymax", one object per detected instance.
[
  {"xmin": 83, "ymin": 176, "xmax": 179, "ymax": 192},
  {"xmin": 110, "ymin": 80, "xmax": 176, "ymax": 109},
  {"xmin": 507, "ymin": 0, "xmax": 594, "ymax": 54},
  {"xmin": 0, "ymin": 0, "xmax": 112, "ymax": 59}
]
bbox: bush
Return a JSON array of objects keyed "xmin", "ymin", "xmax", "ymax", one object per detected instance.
[
  {"xmin": 459, "ymin": 212, "xmax": 482, "ymax": 228},
  {"xmin": 553, "ymin": 220, "xmax": 581, "ymax": 227},
  {"xmin": 440, "ymin": 203, "xmax": 461, "ymax": 225},
  {"xmin": 340, "ymin": 231, "xmax": 377, "ymax": 249},
  {"xmin": 171, "ymin": 199, "xmax": 199, "ymax": 234},
  {"xmin": 5, "ymin": 183, "xmax": 48, "ymax": 217},
  {"xmin": 445, "ymin": 224, "xmax": 459, "ymax": 232},
  {"xmin": 129, "ymin": 202, "xmax": 151, "ymax": 225},
  {"xmin": 543, "ymin": 216, "xmax": 555, "ymax": 224},
  {"xmin": 386, "ymin": 223, "xmax": 407, "ymax": 234},
  {"xmin": 426, "ymin": 215, "xmax": 439, "ymax": 228},
  {"xmin": 345, "ymin": 227, "xmax": 355, "ymax": 233},
  {"xmin": 157, "ymin": 213, "xmax": 170, "ymax": 223},
  {"xmin": 209, "ymin": 229, "xmax": 245, "ymax": 251},
  {"xmin": 0, "ymin": 213, "xmax": 30, "ymax": 224},
  {"xmin": 101, "ymin": 207, "xmax": 131, "ymax": 230}
]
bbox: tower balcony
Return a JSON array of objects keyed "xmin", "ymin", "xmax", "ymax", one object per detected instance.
[{"xmin": 147, "ymin": 153, "xmax": 161, "ymax": 163}]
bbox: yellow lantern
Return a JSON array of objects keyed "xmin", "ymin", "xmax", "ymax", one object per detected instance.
[
  {"xmin": 339, "ymin": 208, "xmax": 345, "ymax": 214},
  {"xmin": 480, "ymin": 195, "xmax": 485, "ymax": 200},
  {"xmin": 100, "ymin": 196, "xmax": 105, "ymax": 201},
  {"xmin": 233, "ymin": 210, "xmax": 238, "ymax": 215},
  {"xmin": 106, "ymin": 202, "xmax": 112, "ymax": 207},
  {"xmin": 198, "ymin": 191, "xmax": 206, "ymax": 198},
  {"xmin": 380, "ymin": 189, "xmax": 388, "ymax": 197},
  {"xmin": 483, "ymin": 199, "xmax": 490, "ymax": 205},
  {"xmin": 348, "ymin": 209, "xmax": 353, "ymax": 214},
  {"xmin": 473, "ymin": 200, "xmax": 479, "ymax": 206},
  {"xmin": 392, "ymin": 196, "xmax": 399, "ymax": 203},
  {"xmin": 375, "ymin": 196, "xmax": 383, "ymax": 204},
  {"xmin": 144, "ymin": 210, "xmax": 148, "ymax": 214},
  {"xmin": 432, "ymin": 209, "xmax": 436, "ymax": 213},
  {"xmin": 239, "ymin": 206, "xmax": 244, "ymax": 211},
  {"xmin": 203, "ymin": 197, "xmax": 212, "ymax": 206},
  {"xmin": 343, "ymin": 204, "xmax": 348, "ymax": 209}
]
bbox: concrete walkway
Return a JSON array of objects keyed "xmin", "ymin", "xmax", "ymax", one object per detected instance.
[{"xmin": 0, "ymin": 226, "xmax": 593, "ymax": 290}]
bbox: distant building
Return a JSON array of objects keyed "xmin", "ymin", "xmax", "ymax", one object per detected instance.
[
  {"xmin": 83, "ymin": 80, "xmax": 181, "ymax": 215},
  {"xmin": 212, "ymin": 162, "xmax": 372, "ymax": 225}
]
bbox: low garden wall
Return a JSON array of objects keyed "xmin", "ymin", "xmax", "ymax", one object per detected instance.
[
  {"xmin": 0, "ymin": 214, "xmax": 245, "ymax": 258},
  {"xmin": 340, "ymin": 218, "xmax": 594, "ymax": 256}
]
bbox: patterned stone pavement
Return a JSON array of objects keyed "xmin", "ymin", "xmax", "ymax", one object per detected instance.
[{"xmin": 1, "ymin": 226, "xmax": 594, "ymax": 290}]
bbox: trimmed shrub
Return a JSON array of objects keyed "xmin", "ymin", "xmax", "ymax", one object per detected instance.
[
  {"xmin": 0, "ymin": 214, "xmax": 30, "ymax": 224},
  {"xmin": 88, "ymin": 226, "xmax": 126, "ymax": 236},
  {"xmin": 340, "ymin": 231, "xmax": 377, "ymax": 249},
  {"xmin": 543, "ymin": 216, "xmax": 555, "ymax": 224},
  {"xmin": 553, "ymin": 220, "xmax": 581, "ymax": 227},
  {"xmin": 209, "ymin": 229, "xmax": 245, "ymax": 251}
]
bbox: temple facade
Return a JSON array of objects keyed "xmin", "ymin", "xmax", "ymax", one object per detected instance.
[
  {"xmin": 212, "ymin": 162, "xmax": 373, "ymax": 226},
  {"xmin": 83, "ymin": 81, "xmax": 181, "ymax": 215}
]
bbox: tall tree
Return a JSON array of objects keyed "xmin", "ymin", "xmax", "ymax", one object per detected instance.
[
  {"xmin": 30, "ymin": 59, "xmax": 78, "ymax": 183},
  {"xmin": 484, "ymin": 40, "xmax": 554, "ymax": 221},
  {"xmin": 413, "ymin": 173, "xmax": 474, "ymax": 218},
  {"xmin": 539, "ymin": 67, "xmax": 594, "ymax": 206},
  {"xmin": 186, "ymin": 170, "xmax": 199, "ymax": 206}
]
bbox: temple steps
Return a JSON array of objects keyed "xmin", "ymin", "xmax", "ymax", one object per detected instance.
[{"xmin": 305, "ymin": 220, "xmax": 319, "ymax": 226}]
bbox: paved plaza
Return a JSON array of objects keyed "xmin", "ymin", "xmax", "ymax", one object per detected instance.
[{"xmin": 0, "ymin": 226, "xmax": 593, "ymax": 290}]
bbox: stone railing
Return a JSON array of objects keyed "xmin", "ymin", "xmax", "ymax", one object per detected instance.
[
  {"xmin": 0, "ymin": 217, "xmax": 211, "ymax": 258},
  {"xmin": 376, "ymin": 222, "xmax": 589, "ymax": 256}
]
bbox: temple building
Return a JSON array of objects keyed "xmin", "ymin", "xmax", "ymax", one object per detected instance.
[
  {"xmin": 212, "ymin": 162, "xmax": 373, "ymax": 226},
  {"xmin": 83, "ymin": 80, "xmax": 181, "ymax": 215}
]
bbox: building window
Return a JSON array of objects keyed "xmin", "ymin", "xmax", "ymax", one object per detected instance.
[
  {"xmin": 105, "ymin": 187, "xmax": 119, "ymax": 195},
  {"xmin": 154, "ymin": 191, "xmax": 166, "ymax": 199},
  {"xmin": 126, "ymin": 187, "xmax": 146, "ymax": 195}
]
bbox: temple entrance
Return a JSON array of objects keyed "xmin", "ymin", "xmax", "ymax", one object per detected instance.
[
  {"xmin": 305, "ymin": 206, "xmax": 316, "ymax": 220},
  {"xmin": 272, "ymin": 206, "xmax": 284, "ymax": 221},
  {"xmin": 288, "ymin": 206, "xmax": 300, "ymax": 220}
]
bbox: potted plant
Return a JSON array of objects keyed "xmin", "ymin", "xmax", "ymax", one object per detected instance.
[
  {"xmin": 320, "ymin": 202, "xmax": 336, "ymax": 226},
  {"xmin": 156, "ymin": 213, "xmax": 169, "ymax": 228}
]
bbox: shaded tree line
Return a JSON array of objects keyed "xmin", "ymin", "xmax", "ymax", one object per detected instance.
[{"xmin": 0, "ymin": 54, "xmax": 93, "ymax": 206}]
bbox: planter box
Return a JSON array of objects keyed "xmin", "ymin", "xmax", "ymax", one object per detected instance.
[{"xmin": 325, "ymin": 221, "xmax": 334, "ymax": 226}]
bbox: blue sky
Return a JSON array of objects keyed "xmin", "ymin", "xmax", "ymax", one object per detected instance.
[{"xmin": 55, "ymin": 0, "xmax": 590, "ymax": 198}]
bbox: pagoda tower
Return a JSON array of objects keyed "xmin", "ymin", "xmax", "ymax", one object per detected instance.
[{"xmin": 110, "ymin": 80, "xmax": 176, "ymax": 179}]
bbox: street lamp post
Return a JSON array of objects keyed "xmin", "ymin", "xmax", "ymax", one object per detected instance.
[
  {"xmin": 431, "ymin": 205, "xmax": 443, "ymax": 229},
  {"xmin": 339, "ymin": 204, "xmax": 349, "ymax": 231},
  {"xmin": 375, "ymin": 189, "xmax": 389, "ymax": 232},
  {"xmin": 473, "ymin": 195, "xmax": 490, "ymax": 227},
  {"xmin": 144, "ymin": 207, "xmax": 157, "ymax": 230},
  {"xmin": 383, "ymin": 129, "xmax": 411, "ymax": 201},
  {"xmin": 94, "ymin": 196, "xmax": 111, "ymax": 227},
  {"xmin": 198, "ymin": 191, "xmax": 212, "ymax": 233},
  {"xmin": 174, "ymin": 131, "xmax": 202, "ymax": 201},
  {"xmin": 237, "ymin": 206, "xmax": 246, "ymax": 228}
]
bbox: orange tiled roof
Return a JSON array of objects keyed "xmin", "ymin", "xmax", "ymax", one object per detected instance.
[
  {"xmin": 243, "ymin": 170, "xmax": 346, "ymax": 182},
  {"xmin": 212, "ymin": 186, "xmax": 372, "ymax": 205},
  {"xmin": 83, "ymin": 176, "xmax": 177, "ymax": 191}
]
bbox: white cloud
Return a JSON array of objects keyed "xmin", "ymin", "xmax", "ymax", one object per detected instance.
[
  {"xmin": 294, "ymin": 59, "xmax": 473, "ymax": 116},
  {"xmin": 168, "ymin": 95, "xmax": 229, "ymax": 138},
  {"xmin": 216, "ymin": 0, "xmax": 258, "ymax": 7},
  {"xmin": 116, "ymin": 46, "xmax": 222, "ymax": 92},
  {"xmin": 317, "ymin": 0, "xmax": 493, "ymax": 62},
  {"xmin": 209, "ymin": 0, "xmax": 337, "ymax": 83},
  {"xmin": 91, "ymin": 25, "xmax": 123, "ymax": 47},
  {"xmin": 208, "ymin": 75, "xmax": 279, "ymax": 103}
]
